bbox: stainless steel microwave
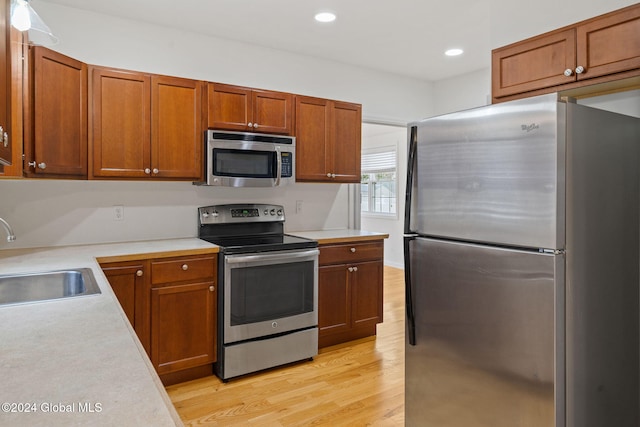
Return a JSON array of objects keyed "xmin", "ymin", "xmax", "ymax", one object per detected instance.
[{"xmin": 196, "ymin": 130, "xmax": 295, "ymax": 187}]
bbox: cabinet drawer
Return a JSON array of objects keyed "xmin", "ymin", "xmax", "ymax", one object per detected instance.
[
  {"xmin": 151, "ymin": 256, "xmax": 216, "ymax": 285},
  {"xmin": 319, "ymin": 241, "xmax": 383, "ymax": 266}
]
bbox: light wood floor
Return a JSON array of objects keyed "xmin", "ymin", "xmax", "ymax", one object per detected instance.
[{"xmin": 166, "ymin": 266, "xmax": 405, "ymax": 426}]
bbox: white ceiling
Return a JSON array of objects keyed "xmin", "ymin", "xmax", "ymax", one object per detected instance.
[{"xmin": 37, "ymin": 0, "xmax": 637, "ymax": 82}]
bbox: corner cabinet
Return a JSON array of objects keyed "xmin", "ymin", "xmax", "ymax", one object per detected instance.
[
  {"xmin": 100, "ymin": 260, "xmax": 150, "ymax": 354},
  {"xmin": 0, "ymin": 0, "xmax": 11, "ymax": 167},
  {"xmin": 90, "ymin": 67, "xmax": 204, "ymax": 180},
  {"xmin": 24, "ymin": 46, "xmax": 87, "ymax": 178},
  {"xmin": 100, "ymin": 252, "xmax": 217, "ymax": 385},
  {"xmin": 492, "ymin": 3, "xmax": 640, "ymax": 101},
  {"xmin": 295, "ymin": 96, "xmax": 362, "ymax": 183},
  {"xmin": 318, "ymin": 240, "xmax": 384, "ymax": 348},
  {"xmin": 208, "ymin": 82, "xmax": 294, "ymax": 135}
]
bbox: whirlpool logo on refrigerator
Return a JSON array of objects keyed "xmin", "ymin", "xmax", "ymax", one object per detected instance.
[{"xmin": 521, "ymin": 123, "xmax": 540, "ymax": 132}]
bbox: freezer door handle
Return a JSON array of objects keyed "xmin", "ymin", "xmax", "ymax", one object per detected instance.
[
  {"xmin": 403, "ymin": 125, "xmax": 418, "ymax": 235},
  {"xmin": 404, "ymin": 235, "xmax": 417, "ymax": 346}
]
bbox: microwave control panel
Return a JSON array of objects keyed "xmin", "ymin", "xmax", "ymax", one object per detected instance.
[{"xmin": 281, "ymin": 152, "xmax": 293, "ymax": 178}]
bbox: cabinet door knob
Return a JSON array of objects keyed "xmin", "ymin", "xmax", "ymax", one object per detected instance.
[
  {"xmin": 3, "ymin": 132, "xmax": 8, "ymax": 148},
  {"xmin": 564, "ymin": 68, "xmax": 573, "ymax": 77},
  {"xmin": 327, "ymin": 173, "xmax": 332, "ymax": 178},
  {"xmin": 136, "ymin": 270, "xmax": 143, "ymax": 277},
  {"xmin": 253, "ymin": 123, "xmax": 258, "ymax": 128},
  {"xmin": 182, "ymin": 264, "xmax": 189, "ymax": 271},
  {"xmin": 350, "ymin": 247, "xmax": 356, "ymax": 253},
  {"xmin": 209, "ymin": 285, "xmax": 215, "ymax": 292},
  {"xmin": 152, "ymin": 168, "xmax": 159, "ymax": 174},
  {"xmin": 144, "ymin": 168, "xmax": 151, "ymax": 174},
  {"xmin": 575, "ymin": 66, "xmax": 585, "ymax": 74},
  {"xmin": 248, "ymin": 122, "xmax": 253, "ymax": 128},
  {"xmin": 331, "ymin": 173, "xmax": 336, "ymax": 178},
  {"xmin": 348, "ymin": 267, "xmax": 354, "ymax": 272},
  {"xmin": 353, "ymin": 266, "xmax": 358, "ymax": 272},
  {"xmin": 38, "ymin": 162, "xmax": 46, "ymax": 169}
]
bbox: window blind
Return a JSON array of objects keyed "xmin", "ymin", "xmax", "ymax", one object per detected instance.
[{"xmin": 361, "ymin": 148, "xmax": 396, "ymax": 173}]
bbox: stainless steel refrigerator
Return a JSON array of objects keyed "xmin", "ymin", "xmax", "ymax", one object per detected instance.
[{"xmin": 403, "ymin": 93, "xmax": 640, "ymax": 427}]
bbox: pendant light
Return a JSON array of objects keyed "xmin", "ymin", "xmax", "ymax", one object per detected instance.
[{"xmin": 11, "ymin": 0, "xmax": 59, "ymax": 46}]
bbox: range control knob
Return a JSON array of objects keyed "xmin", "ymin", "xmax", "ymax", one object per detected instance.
[
  {"xmin": 270, "ymin": 209, "xmax": 276, "ymax": 216},
  {"xmin": 277, "ymin": 209, "xmax": 283, "ymax": 216},
  {"xmin": 264, "ymin": 209, "xmax": 269, "ymax": 215}
]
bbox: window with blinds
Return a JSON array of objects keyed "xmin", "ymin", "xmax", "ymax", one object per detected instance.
[{"xmin": 361, "ymin": 147, "xmax": 397, "ymax": 216}]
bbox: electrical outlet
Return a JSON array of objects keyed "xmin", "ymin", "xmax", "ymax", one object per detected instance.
[
  {"xmin": 113, "ymin": 205, "xmax": 124, "ymax": 221},
  {"xmin": 296, "ymin": 200, "xmax": 303, "ymax": 214}
]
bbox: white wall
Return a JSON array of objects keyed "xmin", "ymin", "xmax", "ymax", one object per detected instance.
[
  {"xmin": 431, "ymin": 68, "xmax": 492, "ymax": 116},
  {"xmin": 0, "ymin": 3, "xmax": 434, "ymax": 251}
]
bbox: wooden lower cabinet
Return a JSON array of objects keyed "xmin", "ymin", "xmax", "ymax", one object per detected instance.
[
  {"xmin": 318, "ymin": 240, "xmax": 384, "ymax": 348},
  {"xmin": 100, "ymin": 260, "xmax": 150, "ymax": 354},
  {"xmin": 101, "ymin": 253, "xmax": 217, "ymax": 384}
]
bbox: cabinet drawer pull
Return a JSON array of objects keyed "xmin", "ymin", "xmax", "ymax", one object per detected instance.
[
  {"xmin": 209, "ymin": 285, "xmax": 215, "ymax": 292},
  {"xmin": 350, "ymin": 247, "xmax": 356, "ymax": 253},
  {"xmin": 136, "ymin": 270, "xmax": 143, "ymax": 277},
  {"xmin": 182, "ymin": 264, "xmax": 189, "ymax": 271}
]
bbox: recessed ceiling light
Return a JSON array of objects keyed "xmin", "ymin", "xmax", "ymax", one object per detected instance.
[
  {"xmin": 445, "ymin": 48, "xmax": 464, "ymax": 57},
  {"xmin": 315, "ymin": 12, "xmax": 336, "ymax": 23}
]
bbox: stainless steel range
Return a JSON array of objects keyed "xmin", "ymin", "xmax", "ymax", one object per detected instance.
[{"xmin": 198, "ymin": 203, "xmax": 319, "ymax": 381}]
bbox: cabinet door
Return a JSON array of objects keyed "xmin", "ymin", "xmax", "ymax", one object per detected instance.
[
  {"xmin": 252, "ymin": 89, "xmax": 293, "ymax": 134},
  {"xmin": 207, "ymin": 83, "xmax": 251, "ymax": 131},
  {"xmin": 90, "ymin": 67, "xmax": 150, "ymax": 178},
  {"xmin": 491, "ymin": 29, "xmax": 576, "ymax": 98},
  {"xmin": 26, "ymin": 47, "xmax": 87, "ymax": 177},
  {"xmin": 295, "ymin": 96, "xmax": 331, "ymax": 181},
  {"xmin": 318, "ymin": 264, "xmax": 350, "ymax": 336},
  {"xmin": 101, "ymin": 261, "xmax": 150, "ymax": 354},
  {"xmin": 576, "ymin": 5, "xmax": 640, "ymax": 81},
  {"xmin": 331, "ymin": 101, "xmax": 361, "ymax": 183},
  {"xmin": 0, "ymin": 0, "xmax": 10, "ymax": 166},
  {"xmin": 150, "ymin": 281, "xmax": 216, "ymax": 374},
  {"xmin": 151, "ymin": 76, "xmax": 203, "ymax": 180},
  {"xmin": 351, "ymin": 261, "xmax": 383, "ymax": 329}
]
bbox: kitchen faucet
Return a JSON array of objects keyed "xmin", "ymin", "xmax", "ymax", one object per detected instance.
[{"xmin": 0, "ymin": 217, "xmax": 16, "ymax": 242}]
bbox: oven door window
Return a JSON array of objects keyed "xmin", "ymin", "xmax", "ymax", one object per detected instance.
[
  {"xmin": 213, "ymin": 149, "xmax": 276, "ymax": 178},
  {"xmin": 230, "ymin": 260, "xmax": 314, "ymax": 325}
]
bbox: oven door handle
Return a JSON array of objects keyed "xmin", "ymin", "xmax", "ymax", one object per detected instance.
[{"xmin": 226, "ymin": 248, "xmax": 319, "ymax": 265}]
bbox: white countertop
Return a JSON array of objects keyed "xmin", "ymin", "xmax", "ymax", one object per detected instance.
[
  {"xmin": 0, "ymin": 238, "xmax": 217, "ymax": 427},
  {"xmin": 289, "ymin": 229, "xmax": 389, "ymax": 244}
]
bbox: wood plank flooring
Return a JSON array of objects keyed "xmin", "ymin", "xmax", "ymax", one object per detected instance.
[{"xmin": 166, "ymin": 266, "xmax": 405, "ymax": 426}]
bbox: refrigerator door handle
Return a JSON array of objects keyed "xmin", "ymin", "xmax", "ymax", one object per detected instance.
[
  {"xmin": 403, "ymin": 125, "xmax": 418, "ymax": 235},
  {"xmin": 404, "ymin": 235, "xmax": 417, "ymax": 345}
]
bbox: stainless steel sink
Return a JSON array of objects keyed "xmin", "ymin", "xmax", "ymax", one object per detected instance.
[{"xmin": 0, "ymin": 268, "xmax": 101, "ymax": 307}]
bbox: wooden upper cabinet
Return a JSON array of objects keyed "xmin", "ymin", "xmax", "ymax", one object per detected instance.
[
  {"xmin": 151, "ymin": 76, "xmax": 204, "ymax": 180},
  {"xmin": 295, "ymin": 95, "xmax": 361, "ymax": 183},
  {"xmin": 90, "ymin": 67, "xmax": 204, "ymax": 180},
  {"xmin": 90, "ymin": 67, "xmax": 150, "ymax": 178},
  {"xmin": 492, "ymin": 3, "xmax": 640, "ymax": 101},
  {"xmin": 331, "ymin": 101, "xmax": 361, "ymax": 183},
  {"xmin": 576, "ymin": 5, "xmax": 640, "ymax": 81},
  {"xmin": 295, "ymin": 96, "xmax": 330, "ymax": 181},
  {"xmin": 492, "ymin": 29, "xmax": 577, "ymax": 99},
  {"xmin": 0, "ymin": 0, "xmax": 11, "ymax": 167},
  {"xmin": 208, "ymin": 83, "xmax": 293, "ymax": 134},
  {"xmin": 25, "ymin": 47, "xmax": 87, "ymax": 178}
]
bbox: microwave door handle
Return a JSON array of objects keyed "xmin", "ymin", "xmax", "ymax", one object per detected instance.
[{"xmin": 275, "ymin": 147, "xmax": 282, "ymax": 186}]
